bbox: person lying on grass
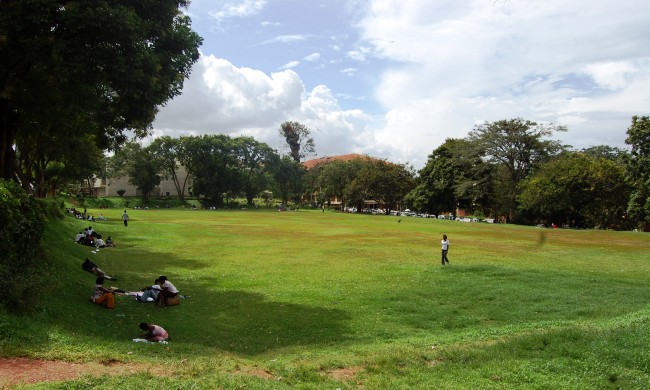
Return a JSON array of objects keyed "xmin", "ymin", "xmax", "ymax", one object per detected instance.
[
  {"xmin": 137, "ymin": 278, "xmax": 162, "ymax": 302},
  {"xmin": 139, "ymin": 322, "xmax": 169, "ymax": 342},
  {"xmin": 91, "ymin": 277, "xmax": 115, "ymax": 309},
  {"xmin": 155, "ymin": 276, "xmax": 179, "ymax": 307},
  {"xmin": 82, "ymin": 258, "xmax": 116, "ymax": 280}
]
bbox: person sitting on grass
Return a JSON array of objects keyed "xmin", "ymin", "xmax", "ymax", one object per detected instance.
[
  {"xmin": 137, "ymin": 279, "xmax": 162, "ymax": 302},
  {"xmin": 91, "ymin": 277, "xmax": 115, "ymax": 309},
  {"xmin": 105, "ymin": 236, "xmax": 115, "ymax": 247},
  {"xmin": 155, "ymin": 276, "xmax": 179, "ymax": 307},
  {"xmin": 95, "ymin": 236, "xmax": 106, "ymax": 248},
  {"xmin": 139, "ymin": 322, "xmax": 169, "ymax": 342}
]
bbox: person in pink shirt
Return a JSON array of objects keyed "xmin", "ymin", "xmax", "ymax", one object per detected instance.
[{"xmin": 139, "ymin": 322, "xmax": 169, "ymax": 342}]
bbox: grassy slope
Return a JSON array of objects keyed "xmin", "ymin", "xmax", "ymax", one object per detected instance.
[{"xmin": 1, "ymin": 208, "xmax": 650, "ymax": 389}]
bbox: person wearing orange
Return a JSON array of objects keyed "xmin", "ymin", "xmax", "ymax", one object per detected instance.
[{"xmin": 91, "ymin": 277, "xmax": 115, "ymax": 308}]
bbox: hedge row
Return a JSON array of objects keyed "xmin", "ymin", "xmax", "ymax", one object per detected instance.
[{"xmin": 0, "ymin": 180, "xmax": 61, "ymax": 313}]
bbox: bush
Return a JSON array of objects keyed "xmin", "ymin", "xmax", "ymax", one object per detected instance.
[{"xmin": 0, "ymin": 180, "xmax": 49, "ymax": 313}]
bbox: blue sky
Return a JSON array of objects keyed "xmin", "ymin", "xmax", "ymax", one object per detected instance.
[{"xmin": 153, "ymin": 0, "xmax": 650, "ymax": 169}]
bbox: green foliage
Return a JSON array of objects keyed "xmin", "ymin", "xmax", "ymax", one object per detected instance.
[
  {"xmin": 0, "ymin": 180, "xmax": 49, "ymax": 313},
  {"xmin": 624, "ymin": 115, "xmax": 650, "ymax": 229},
  {"xmin": 272, "ymin": 155, "xmax": 305, "ymax": 204},
  {"xmin": 346, "ymin": 159, "xmax": 415, "ymax": 210},
  {"xmin": 467, "ymin": 118, "xmax": 567, "ymax": 220},
  {"xmin": 0, "ymin": 0, "xmax": 202, "ymax": 184},
  {"xmin": 518, "ymin": 152, "xmax": 631, "ymax": 229},
  {"xmin": 279, "ymin": 121, "xmax": 316, "ymax": 162}
]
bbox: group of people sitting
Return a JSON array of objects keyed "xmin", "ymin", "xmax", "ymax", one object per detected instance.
[
  {"xmin": 75, "ymin": 226, "xmax": 115, "ymax": 248},
  {"xmin": 134, "ymin": 276, "xmax": 180, "ymax": 306},
  {"xmin": 82, "ymin": 258, "xmax": 175, "ymax": 342},
  {"xmin": 82, "ymin": 259, "xmax": 180, "ymax": 308}
]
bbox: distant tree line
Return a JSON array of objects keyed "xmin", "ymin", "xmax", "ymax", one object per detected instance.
[{"xmin": 404, "ymin": 117, "xmax": 650, "ymax": 231}]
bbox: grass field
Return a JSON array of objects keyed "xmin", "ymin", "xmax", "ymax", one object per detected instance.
[{"xmin": 1, "ymin": 207, "xmax": 650, "ymax": 389}]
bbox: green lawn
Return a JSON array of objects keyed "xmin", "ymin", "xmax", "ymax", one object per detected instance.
[{"xmin": 2, "ymin": 207, "xmax": 650, "ymax": 389}]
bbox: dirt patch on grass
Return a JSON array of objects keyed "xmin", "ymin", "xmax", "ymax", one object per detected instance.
[
  {"xmin": 325, "ymin": 366, "xmax": 364, "ymax": 380},
  {"xmin": 0, "ymin": 358, "xmax": 167, "ymax": 387}
]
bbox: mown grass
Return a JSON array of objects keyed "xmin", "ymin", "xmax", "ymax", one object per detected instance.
[{"xmin": 1, "ymin": 207, "xmax": 650, "ymax": 389}]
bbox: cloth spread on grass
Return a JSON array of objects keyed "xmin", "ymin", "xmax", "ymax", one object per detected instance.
[{"xmin": 132, "ymin": 338, "xmax": 168, "ymax": 344}]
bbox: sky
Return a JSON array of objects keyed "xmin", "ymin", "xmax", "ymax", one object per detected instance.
[{"xmin": 152, "ymin": 0, "xmax": 650, "ymax": 169}]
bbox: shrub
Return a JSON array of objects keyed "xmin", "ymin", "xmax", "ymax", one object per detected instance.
[{"xmin": 0, "ymin": 180, "xmax": 49, "ymax": 313}]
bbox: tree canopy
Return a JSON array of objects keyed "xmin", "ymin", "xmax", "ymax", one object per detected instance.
[
  {"xmin": 279, "ymin": 121, "xmax": 315, "ymax": 163},
  {"xmin": 0, "ymin": 0, "xmax": 202, "ymax": 188},
  {"xmin": 624, "ymin": 116, "xmax": 650, "ymax": 229}
]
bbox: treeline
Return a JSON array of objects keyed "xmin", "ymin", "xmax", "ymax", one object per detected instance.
[
  {"xmin": 105, "ymin": 135, "xmax": 304, "ymax": 207},
  {"xmin": 101, "ymin": 116, "xmax": 649, "ymax": 231},
  {"xmin": 405, "ymin": 117, "xmax": 649, "ymax": 231}
]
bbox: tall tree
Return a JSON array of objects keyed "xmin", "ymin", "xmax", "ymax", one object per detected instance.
[
  {"xmin": 624, "ymin": 116, "xmax": 650, "ymax": 230},
  {"xmin": 108, "ymin": 141, "xmax": 161, "ymax": 201},
  {"xmin": 149, "ymin": 136, "xmax": 189, "ymax": 201},
  {"xmin": 518, "ymin": 152, "xmax": 631, "ymax": 229},
  {"xmin": 467, "ymin": 118, "xmax": 567, "ymax": 221},
  {"xmin": 0, "ymin": 0, "xmax": 202, "ymax": 187},
  {"xmin": 346, "ymin": 159, "xmax": 415, "ymax": 212},
  {"xmin": 279, "ymin": 121, "xmax": 315, "ymax": 163},
  {"xmin": 182, "ymin": 135, "xmax": 239, "ymax": 207},
  {"xmin": 316, "ymin": 158, "xmax": 365, "ymax": 209},
  {"xmin": 232, "ymin": 136, "xmax": 278, "ymax": 206},
  {"xmin": 271, "ymin": 156, "xmax": 305, "ymax": 204},
  {"xmin": 128, "ymin": 147, "xmax": 162, "ymax": 202},
  {"xmin": 406, "ymin": 138, "xmax": 491, "ymax": 216}
]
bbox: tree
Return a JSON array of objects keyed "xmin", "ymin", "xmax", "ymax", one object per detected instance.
[
  {"xmin": 406, "ymin": 138, "xmax": 489, "ymax": 216},
  {"xmin": 0, "ymin": 1, "xmax": 202, "ymax": 187},
  {"xmin": 149, "ymin": 136, "xmax": 189, "ymax": 201},
  {"xmin": 232, "ymin": 136, "xmax": 278, "ymax": 206},
  {"xmin": 127, "ymin": 147, "xmax": 162, "ymax": 202},
  {"xmin": 181, "ymin": 135, "xmax": 239, "ymax": 207},
  {"xmin": 518, "ymin": 152, "xmax": 631, "ymax": 229},
  {"xmin": 316, "ymin": 158, "xmax": 365, "ymax": 210},
  {"xmin": 346, "ymin": 159, "xmax": 415, "ymax": 212},
  {"xmin": 108, "ymin": 141, "xmax": 161, "ymax": 201},
  {"xmin": 467, "ymin": 118, "xmax": 567, "ymax": 221},
  {"xmin": 271, "ymin": 156, "xmax": 305, "ymax": 204},
  {"xmin": 279, "ymin": 121, "xmax": 315, "ymax": 162},
  {"xmin": 624, "ymin": 116, "xmax": 650, "ymax": 230}
]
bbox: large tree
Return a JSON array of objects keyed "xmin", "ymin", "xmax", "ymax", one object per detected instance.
[
  {"xmin": 0, "ymin": 0, "xmax": 202, "ymax": 187},
  {"xmin": 316, "ymin": 158, "xmax": 365, "ymax": 209},
  {"xmin": 279, "ymin": 121, "xmax": 315, "ymax": 163},
  {"xmin": 405, "ymin": 138, "xmax": 491, "ymax": 216},
  {"xmin": 518, "ymin": 151, "xmax": 631, "ymax": 229},
  {"xmin": 182, "ymin": 135, "xmax": 239, "ymax": 207},
  {"xmin": 149, "ymin": 136, "xmax": 189, "ymax": 201},
  {"xmin": 624, "ymin": 116, "xmax": 650, "ymax": 230},
  {"xmin": 346, "ymin": 159, "xmax": 415, "ymax": 212},
  {"xmin": 232, "ymin": 136, "xmax": 278, "ymax": 206},
  {"xmin": 467, "ymin": 118, "xmax": 567, "ymax": 220},
  {"xmin": 271, "ymin": 156, "xmax": 305, "ymax": 204}
]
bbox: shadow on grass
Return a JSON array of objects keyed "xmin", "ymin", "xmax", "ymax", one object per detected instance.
[{"xmin": 170, "ymin": 289, "xmax": 353, "ymax": 355}]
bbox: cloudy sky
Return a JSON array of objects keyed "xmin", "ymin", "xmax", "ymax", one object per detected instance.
[{"xmin": 152, "ymin": 0, "xmax": 650, "ymax": 169}]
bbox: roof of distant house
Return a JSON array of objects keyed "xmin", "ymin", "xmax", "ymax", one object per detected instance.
[{"xmin": 303, "ymin": 154, "xmax": 372, "ymax": 169}]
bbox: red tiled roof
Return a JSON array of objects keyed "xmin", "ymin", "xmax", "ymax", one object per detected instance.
[{"xmin": 303, "ymin": 154, "xmax": 371, "ymax": 169}]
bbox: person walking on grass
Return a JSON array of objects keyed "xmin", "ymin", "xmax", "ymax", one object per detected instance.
[
  {"xmin": 122, "ymin": 210, "xmax": 129, "ymax": 227},
  {"xmin": 441, "ymin": 234, "xmax": 450, "ymax": 265}
]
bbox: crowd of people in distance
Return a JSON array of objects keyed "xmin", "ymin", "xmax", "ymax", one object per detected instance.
[{"xmin": 66, "ymin": 207, "xmax": 107, "ymax": 222}]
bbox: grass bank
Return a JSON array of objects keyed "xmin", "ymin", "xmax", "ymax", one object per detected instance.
[{"xmin": 1, "ymin": 207, "xmax": 649, "ymax": 388}]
